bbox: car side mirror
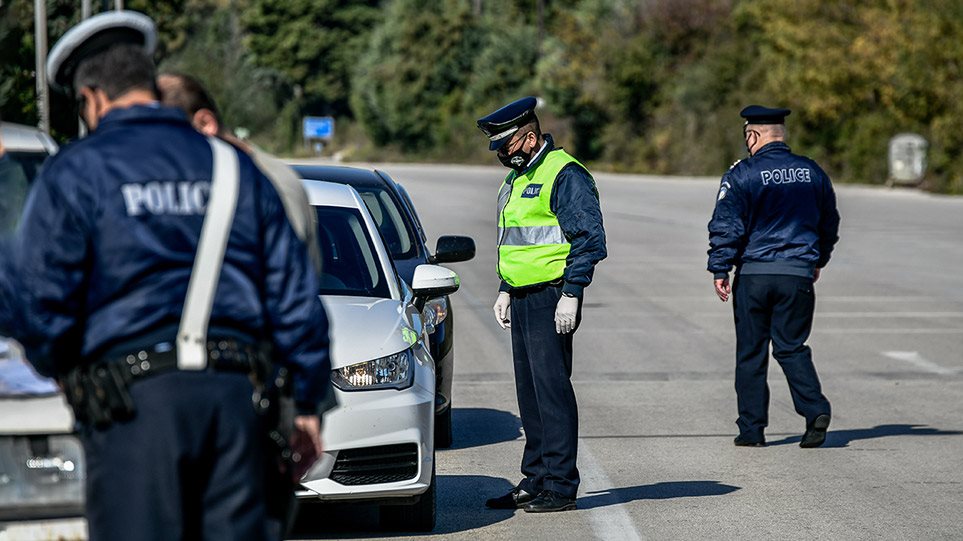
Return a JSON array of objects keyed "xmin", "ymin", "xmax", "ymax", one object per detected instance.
[
  {"xmin": 411, "ymin": 264, "xmax": 460, "ymax": 298},
  {"xmin": 434, "ymin": 235, "xmax": 475, "ymax": 263}
]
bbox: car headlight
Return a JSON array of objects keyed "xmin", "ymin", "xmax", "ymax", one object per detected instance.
[
  {"xmin": 422, "ymin": 297, "xmax": 448, "ymax": 334},
  {"xmin": 332, "ymin": 349, "xmax": 414, "ymax": 391},
  {"xmin": 0, "ymin": 434, "xmax": 85, "ymax": 520}
]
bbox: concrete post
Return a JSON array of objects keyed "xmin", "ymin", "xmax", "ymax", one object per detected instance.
[{"xmin": 34, "ymin": 0, "xmax": 49, "ymax": 134}]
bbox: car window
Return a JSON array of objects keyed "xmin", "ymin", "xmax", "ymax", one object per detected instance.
[
  {"xmin": 315, "ymin": 206, "xmax": 391, "ymax": 298},
  {"xmin": 395, "ymin": 183, "xmax": 427, "ymax": 244},
  {"xmin": 355, "ymin": 187, "xmax": 418, "ymax": 260},
  {"xmin": 0, "ymin": 152, "xmax": 45, "ymax": 235}
]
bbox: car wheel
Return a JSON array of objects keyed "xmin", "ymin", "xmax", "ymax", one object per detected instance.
[
  {"xmin": 380, "ymin": 463, "xmax": 436, "ymax": 532},
  {"xmin": 434, "ymin": 405, "xmax": 453, "ymax": 449}
]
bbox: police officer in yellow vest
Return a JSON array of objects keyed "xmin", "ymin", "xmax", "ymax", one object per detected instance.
[{"xmin": 478, "ymin": 97, "xmax": 606, "ymax": 512}]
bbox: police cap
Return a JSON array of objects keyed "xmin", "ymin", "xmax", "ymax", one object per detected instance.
[
  {"xmin": 740, "ymin": 104, "xmax": 791, "ymax": 125},
  {"xmin": 477, "ymin": 96, "xmax": 538, "ymax": 151},
  {"xmin": 46, "ymin": 11, "xmax": 157, "ymax": 95}
]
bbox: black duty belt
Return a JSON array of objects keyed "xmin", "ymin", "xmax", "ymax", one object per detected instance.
[
  {"xmin": 511, "ymin": 278, "xmax": 564, "ymax": 294},
  {"xmin": 64, "ymin": 338, "xmax": 267, "ymax": 429},
  {"xmin": 106, "ymin": 338, "xmax": 262, "ymax": 379}
]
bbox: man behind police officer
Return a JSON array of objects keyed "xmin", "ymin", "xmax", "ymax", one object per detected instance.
[
  {"xmin": 3, "ymin": 12, "xmax": 331, "ymax": 539},
  {"xmin": 708, "ymin": 105, "xmax": 840, "ymax": 449},
  {"xmin": 477, "ymin": 97, "xmax": 606, "ymax": 512},
  {"xmin": 156, "ymin": 71, "xmax": 323, "ymax": 275}
]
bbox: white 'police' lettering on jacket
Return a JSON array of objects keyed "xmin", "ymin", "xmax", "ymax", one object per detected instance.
[
  {"xmin": 121, "ymin": 181, "xmax": 211, "ymax": 216},
  {"xmin": 759, "ymin": 168, "xmax": 811, "ymax": 186},
  {"xmin": 521, "ymin": 184, "xmax": 543, "ymax": 198}
]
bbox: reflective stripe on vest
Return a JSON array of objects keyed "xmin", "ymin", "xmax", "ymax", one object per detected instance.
[
  {"xmin": 497, "ymin": 148, "xmax": 587, "ymax": 287},
  {"xmin": 497, "ymin": 224, "xmax": 567, "ymax": 246}
]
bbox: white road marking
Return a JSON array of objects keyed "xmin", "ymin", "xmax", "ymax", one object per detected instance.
[
  {"xmin": 578, "ymin": 439, "xmax": 645, "ymax": 541},
  {"xmin": 581, "ymin": 296, "xmax": 942, "ymax": 303},
  {"xmin": 821, "ymin": 329, "xmax": 963, "ymax": 335},
  {"xmin": 815, "ymin": 312, "xmax": 963, "ymax": 318},
  {"xmin": 589, "ymin": 328, "xmax": 963, "ymax": 334},
  {"xmin": 883, "ymin": 351, "xmax": 960, "ymax": 375},
  {"xmin": 815, "ymin": 296, "xmax": 940, "ymax": 302},
  {"xmin": 593, "ymin": 311, "xmax": 963, "ymax": 318}
]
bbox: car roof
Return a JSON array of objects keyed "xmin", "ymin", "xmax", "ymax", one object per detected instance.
[
  {"xmin": 301, "ymin": 179, "xmax": 368, "ymax": 209},
  {"xmin": 293, "ymin": 164, "xmax": 390, "ymax": 190},
  {"xmin": 0, "ymin": 122, "xmax": 58, "ymax": 155}
]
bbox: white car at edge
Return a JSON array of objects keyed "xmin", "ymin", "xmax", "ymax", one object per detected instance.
[{"xmin": 295, "ymin": 180, "xmax": 459, "ymax": 532}]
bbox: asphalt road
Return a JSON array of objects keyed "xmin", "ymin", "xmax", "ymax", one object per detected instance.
[{"xmin": 289, "ymin": 162, "xmax": 963, "ymax": 540}]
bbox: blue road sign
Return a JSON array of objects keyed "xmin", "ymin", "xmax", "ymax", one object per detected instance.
[{"xmin": 303, "ymin": 116, "xmax": 335, "ymax": 140}]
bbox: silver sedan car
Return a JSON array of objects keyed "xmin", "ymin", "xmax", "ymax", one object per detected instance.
[{"xmin": 295, "ymin": 180, "xmax": 460, "ymax": 533}]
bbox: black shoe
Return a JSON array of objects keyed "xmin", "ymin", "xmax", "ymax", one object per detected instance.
[
  {"xmin": 733, "ymin": 434, "xmax": 766, "ymax": 447},
  {"xmin": 800, "ymin": 414, "xmax": 831, "ymax": 448},
  {"xmin": 485, "ymin": 485, "xmax": 536, "ymax": 509},
  {"xmin": 522, "ymin": 490, "xmax": 577, "ymax": 513}
]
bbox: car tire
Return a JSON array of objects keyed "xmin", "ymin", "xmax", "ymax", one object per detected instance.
[
  {"xmin": 380, "ymin": 462, "xmax": 436, "ymax": 532},
  {"xmin": 434, "ymin": 405, "xmax": 453, "ymax": 449}
]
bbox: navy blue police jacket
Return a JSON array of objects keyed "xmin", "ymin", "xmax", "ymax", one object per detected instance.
[
  {"xmin": 498, "ymin": 135, "xmax": 607, "ymax": 297},
  {"xmin": 707, "ymin": 141, "xmax": 840, "ymax": 279},
  {"xmin": 6, "ymin": 104, "xmax": 331, "ymax": 412}
]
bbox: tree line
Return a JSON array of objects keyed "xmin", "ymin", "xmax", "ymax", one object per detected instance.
[{"xmin": 2, "ymin": 0, "xmax": 960, "ymax": 192}]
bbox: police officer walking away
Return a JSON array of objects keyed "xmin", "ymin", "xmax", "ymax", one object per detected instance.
[
  {"xmin": 477, "ymin": 97, "xmax": 606, "ymax": 512},
  {"xmin": 2, "ymin": 12, "xmax": 331, "ymax": 539},
  {"xmin": 708, "ymin": 105, "xmax": 840, "ymax": 448}
]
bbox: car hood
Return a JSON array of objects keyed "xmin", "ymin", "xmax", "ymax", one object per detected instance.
[
  {"xmin": 320, "ymin": 296, "xmax": 417, "ymax": 370},
  {"xmin": 0, "ymin": 340, "xmax": 73, "ymax": 434}
]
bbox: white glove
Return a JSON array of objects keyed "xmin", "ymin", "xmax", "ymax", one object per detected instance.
[
  {"xmin": 555, "ymin": 295, "xmax": 579, "ymax": 334},
  {"xmin": 493, "ymin": 292, "xmax": 511, "ymax": 330}
]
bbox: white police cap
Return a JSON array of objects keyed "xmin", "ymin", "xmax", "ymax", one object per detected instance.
[{"xmin": 46, "ymin": 10, "xmax": 157, "ymax": 94}]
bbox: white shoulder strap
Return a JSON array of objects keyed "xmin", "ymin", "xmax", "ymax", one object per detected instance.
[{"xmin": 176, "ymin": 138, "xmax": 240, "ymax": 370}]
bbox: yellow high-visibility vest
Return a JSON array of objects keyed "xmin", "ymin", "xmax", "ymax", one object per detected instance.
[{"xmin": 497, "ymin": 148, "xmax": 587, "ymax": 287}]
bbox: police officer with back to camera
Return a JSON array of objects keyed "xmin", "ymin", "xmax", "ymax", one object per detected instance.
[
  {"xmin": 707, "ymin": 105, "xmax": 840, "ymax": 449},
  {"xmin": 1, "ymin": 11, "xmax": 332, "ymax": 539},
  {"xmin": 477, "ymin": 97, "xmax": 606, "ymax": 512}
]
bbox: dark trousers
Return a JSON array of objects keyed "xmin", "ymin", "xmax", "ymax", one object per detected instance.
[
  {"xmin": 732, "ymin": 274, "xmax": 831, "ymax": 438},
  {"xmin": 81, "ymin": 371, "xmax": 270, "ymax": 541},
  {"xmin": 510, "ymin": 284, "xmax": 580, "ymax": 498}
]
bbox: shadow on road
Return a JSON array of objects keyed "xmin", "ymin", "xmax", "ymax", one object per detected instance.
[
  {"xmin": 287, "ymin": 475, "xmax": 514, "ymax": 539},
  {"xmin": 766, "ymin": 424, "xmax": 963, "ymax": 448},
  {"xmin": 446, "ymin": 407, "xmax": 522, "ymax": 450},
  {"xmin": 579, "ymin": 481, "xmax": 740, "ymax": 510}
]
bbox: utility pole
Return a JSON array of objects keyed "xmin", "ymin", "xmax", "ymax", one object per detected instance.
[
  {"xmin": 536, "ymin": 0, "xmax": 544, "ymax": 58},
  {"xmin": 80, "ymin": 0, "xmax": 93, "ymax": 137},
  {"xmin": 34, "ymin": 0, "xmax": 49, "ymax": 134}
]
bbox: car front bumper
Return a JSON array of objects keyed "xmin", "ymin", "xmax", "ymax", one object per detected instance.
[{"xmin": 296, "ymin": 356, "xmax": 435, "ymax": 502}]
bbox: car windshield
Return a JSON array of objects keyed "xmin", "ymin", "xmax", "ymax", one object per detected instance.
[
  {"xmin": 0, "ymin": 151, "xmax": 46, "ymax": 235},
  {"xmin": 316, "ymin": 206, "xmax": 391, "ymax": 298},
  {"xmin": 354, "ymin": 186, "xmax": 418, "ymax": 260}
]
